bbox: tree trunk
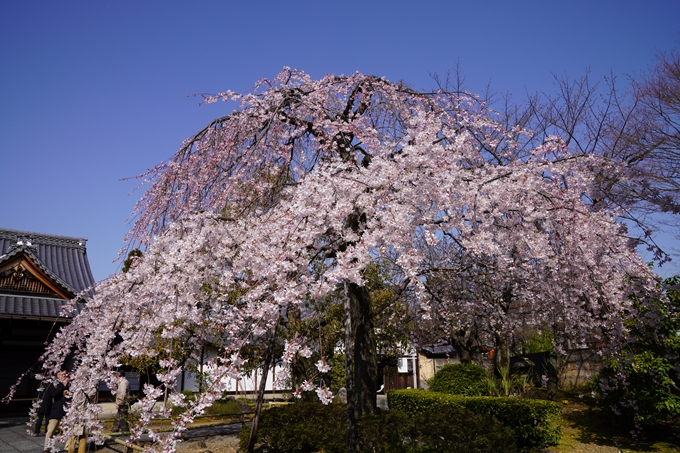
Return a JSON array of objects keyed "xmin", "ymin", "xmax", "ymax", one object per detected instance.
[
  {"xmin": 348, "ymin": 282, "xmax": 377, "ymax": 417},
  {"xmin": 453, "ymin": 330, "xmax": 474, "ymax": 363},
  {"xmin": 493, "ymin": 335, "xmax": 510, "ymax": 374},
  {"xmin": 343, "ymin": 281, "xmax": 357, "ymax": 453},
  {"xmin": 546, "ymin": 350, "xmax": 559, "ymax": 401},
  {"xmin": 247, "ymin": 321, "xmax": 278, "ymax": 453}
]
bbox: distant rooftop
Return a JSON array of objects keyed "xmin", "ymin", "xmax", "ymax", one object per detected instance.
[
  {"xmin": 0, "ymin": 228, "xmax": 95, "ymax": 319},
  {"xmin": 0, "ymin": 228, "xmax": 95, "ymax": 294}
]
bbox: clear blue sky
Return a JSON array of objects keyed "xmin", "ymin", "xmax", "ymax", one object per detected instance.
[{"xmin": 1, "ymin": 1, "xmax": 679, "ymax": 281}]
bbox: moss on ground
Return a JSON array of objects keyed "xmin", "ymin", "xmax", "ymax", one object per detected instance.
[{"xmin": 550, "ymin": 390, "xmax": 680, "ymax": 453}]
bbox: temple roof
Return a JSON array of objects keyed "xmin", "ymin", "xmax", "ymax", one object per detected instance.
[
  {"xmin": 0, "ymin": 294, "xmax": 84, "ymax": 320},
  {"xmin": 0, "ymin": 228, "xmax": 95, "ymax": 319}
]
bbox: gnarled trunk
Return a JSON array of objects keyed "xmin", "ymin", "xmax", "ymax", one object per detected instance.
[
  {"xmin": 349, "ymin": 282, "xmax": 377, "ymax": 417},
  {"xmin": 344, "ymin": 281, "xmax": 378, "ymax": 453}
]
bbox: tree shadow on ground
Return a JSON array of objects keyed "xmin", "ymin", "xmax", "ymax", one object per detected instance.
[{"xmin": 558, "ymin": 391, "xmax": 680, "ymax": 452}]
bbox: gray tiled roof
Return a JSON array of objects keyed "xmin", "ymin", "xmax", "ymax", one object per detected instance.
[
  {"xmin": 0, "ymin": 228, "xmax": 95, "ymax": 319},
  {"xmin": 0, "ymin": 228, "xmax": 96, "ymax": 294},
  {"xmin": 420, "ymin": 343, "xmax": 456, "ymax": 358},
  {"xmin": 0, "ymin": 294, "xmax": 84, "ymax": 319}
]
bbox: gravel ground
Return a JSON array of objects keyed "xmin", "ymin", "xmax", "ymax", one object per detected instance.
[{"xmin": 176, "ymin": 435, "xmax": 240, "ymax": 453}]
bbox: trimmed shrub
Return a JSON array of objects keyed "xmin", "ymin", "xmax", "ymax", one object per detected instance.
[
  {"xmin": 239, "ymin": 400, "xmax": 515, "ymax": 452},
  {"xmin": 412, "ymin": 405, "xmax": 516, "ymax": 453},
  {"xmin": 429, "ymin": 363, "xmax": 488, "ymax": 396},
  {"xmin": 240, "ymin": 403, "xmax": 410, "ymax": 453},
  {"xmin": 388, "ymin": 389, "xmax": 561, "ymax": 451},
  {"xmin": 238, "ymin": 402, "xmax": 347, "ymax": 453},
  {"xmin": 171, "ymin": 395, "xmax": 247, "ymax": 417},
  {"xmin": 356, "ymin": 410, "xmax": 411, "ymax": 453}
]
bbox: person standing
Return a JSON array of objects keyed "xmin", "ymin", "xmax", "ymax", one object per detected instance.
[
  {"xmin": 32, "ymin": 377, "xmax": 56, "ymax": 436},
  {"xmin": 43, "ymin": 371, "xmax": 70, "ymax": 453},
  {"xmin": 111, "ymin": 371, "xmax": 130, "ymax": 433}
]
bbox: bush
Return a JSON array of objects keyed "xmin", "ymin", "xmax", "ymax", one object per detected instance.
[
  {"xmin": 238, "ymin": 402, "xmax": 347, "ymax": 453},
  {"xmin": 171, "ymin": 395, "xmax": 248, "ymax": 417},
  {"xmin": 356, "ymin": 406, "xmax": 515, "ymax": 453},
  {"xmin": 429, "ymin": 363, "xmax": 488, "ymax": 396},
  {"xmin": 598, "ymin": 350, "xmax": 680, "ymax": 427},
  {"xmin": 411, "ymin": 405, "xmax": 516, "ymax": 453},
  {"xmin": 206, "ymin": 398, "xmax": 249, "ymax": 415},
  {"xmin": 388, "ymin": 389, "xmax": 561, "ymax": 451},
  {"xmin": 240, "ymin": 399, "xmax": 518, "ymax": 452},
  {"xmin": 597, "ymin": 276, "xmax": 680, "ymax": 429},
  {"xmin": 356, "ymin": 410, "xmax": 411, "ymax": 453}
]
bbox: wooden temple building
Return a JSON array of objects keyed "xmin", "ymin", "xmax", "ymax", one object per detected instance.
[{"xmin": 0, "ymin": 228, "xmax": 95, "ymax": 400}]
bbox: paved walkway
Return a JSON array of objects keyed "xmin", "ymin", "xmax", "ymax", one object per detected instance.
[
  {"xmin": 0, "ymin": 418, "xmax": 45, "ymax": 453},
  {"xmin": 0, "ymin": 416, "xmax": 244, "ymax": 453}
]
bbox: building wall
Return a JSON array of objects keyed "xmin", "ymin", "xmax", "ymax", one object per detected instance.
[
  {"xmin": 559, "ymin": 348, "xmax": 603, "ymax": 388},
  {"xmin": 417, "ymin": 353, "xmax": 460, "ymax": 389},
  {"xmin": 176, "ymin": 347, "xmax": 291, "ymax": 395},
  {"xmin": 417, "ymin": 353, "xmax": 435, "ymax": 389}
]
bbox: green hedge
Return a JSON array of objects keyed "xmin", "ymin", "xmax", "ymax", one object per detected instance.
[
  {"xmin": 387, "ymin": 389, "xmax": 561, "ymax": 450},
  {"xmin": 170, "ymin": 394, "xmax": 249, "ymax": 417},
  {"xmin": 240, "ymin": 401, "xmax": 517, "ymax": 453},
  {"xmin": 239, "ymin": 402, "xmax": 348, "ymax": 453},
  {"xmin": 429, "ymin": 362, "xmax": 488, "ymax": 396},
  {"xmin": 408, "ymin": 405, "xmax": 516, "ymax": 453}
]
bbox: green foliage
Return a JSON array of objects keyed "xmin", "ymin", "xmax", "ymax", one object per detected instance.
[
  {"xmin": 193, "ymin": 369, "xmax": 213, "ymax": 393},
  {"xmin": 521, "ymin": 329, "xmax": 553, "ymax": 354},
  {"xmin": 356, "ymin": 410, "xmax": 411, "ymax": 453},
  {"xmin": 171, "ymin": 395, "xmax": 246, "ymax": 417},
  {"xmin": 388, "ymin": 389, "xmax": 562, "ymax": 450},
  {"xmin": 598, "ymin": 276, "xmax": 680, "ymax": 428},
  {"xmin": 240, "ymin": 400, "xmax": 518, "ymax": 453},
  {"xmin": 286, "ymin": 259, "xmax": 413, "ymax": 395},
  {"xmin": 238, "ymin": 402, "xmax": 347, "ymax": 453},
  {"xmin": 122, "ymin": 248, "xmax": 143, "ymax": 273},
  {"xmin": 329, "ymin": 353, "xmax": 346, "ymax": 393},
  {"xmin": 204, "ymin": 398, "xmax": 247, "ymax": 415},
  {"xmin": 357, "ymin": 406, "xmax": 516, "ymax": 453},
  {"xmin": 429, "ymin": 363, "xmax": 488, "ymax": 396},
  {"xmin": 600, "ymin": 351, "xmax": 680, "ymax": 426},
  {"xmin": 362, "ymin": 260, "xmax": 414, "ymax": 357},
  {"xmin": 410, "ymin": 405, "xmax": 516, "ymax": 453},
  {"xmin": 485, "ymin": 366, "xmax": 530, "ymax": 397}
]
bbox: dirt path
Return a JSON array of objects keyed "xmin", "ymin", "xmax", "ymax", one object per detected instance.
[{"xmin": 176, "ymin": 434, "xmax": 240, "ymax": 453}]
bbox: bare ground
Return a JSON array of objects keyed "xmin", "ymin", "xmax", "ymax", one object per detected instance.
[
  {"xmin": 550, "ymin": 393, "xmax": 680, "ymax": 453},
  {"xmin": 176, "ymin": 435, "xmax": 240, "ymax": 453}
]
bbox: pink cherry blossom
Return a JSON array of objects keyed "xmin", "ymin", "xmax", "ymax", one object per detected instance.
[
  {"xmin": 315, "ymin": 359, "xmax": 331, "ymax": 374},
  {"xmin": 315, "ymin": 386, "xmax": 334, "ymax": 405},
  {"xmin": 8, "ymin": 69, "xmax": 664, "ymax": 450}
]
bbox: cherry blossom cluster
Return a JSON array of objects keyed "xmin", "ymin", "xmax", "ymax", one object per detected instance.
[{"xmin": 24, "ymin": 69, "xmax": 662, "ymax": 450}]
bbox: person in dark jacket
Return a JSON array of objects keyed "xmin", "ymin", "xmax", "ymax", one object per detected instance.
[
  {"xmin": 31, "ymin": 378, "xmax": 56, "ymax": 436},
  {"xmin": 43, "ymin": 371, "xmax": 70, "ymax": 453}
]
